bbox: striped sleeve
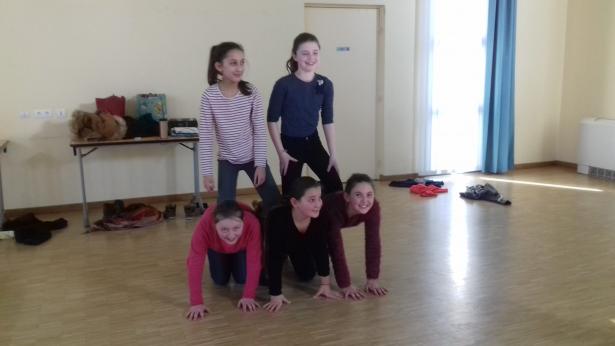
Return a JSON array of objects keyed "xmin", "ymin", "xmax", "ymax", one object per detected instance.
[
  {"xmin": 251, "ymin": 88, "xmax": 267, "ymax": 167},
  {"xmin": 198, "ymin": 90, "xmax": 215, "ymax": 176}
]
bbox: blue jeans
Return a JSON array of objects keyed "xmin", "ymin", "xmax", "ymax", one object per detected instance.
[
  {"xmin": 207, "ymin": 249, "xmax": 247, "ymax": 285},
  {"xmin": 217, "ymin": 160, "xmax": 281, "ymax": 212}
]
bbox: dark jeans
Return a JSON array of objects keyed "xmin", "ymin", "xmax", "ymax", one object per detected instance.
[
  {"xmin": 217, "ymin": 160, "xmax": 281, "ymax": 212},
  {"xmin": 281, "ymin": 132, "xmax": 343, "ymax": 196},
  {"xmin": 207, "ymin": 249, "xmax": 247, "ymax": 285}
]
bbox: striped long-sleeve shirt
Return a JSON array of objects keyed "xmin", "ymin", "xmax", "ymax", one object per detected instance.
[{"xmin": 198, "ymin": 84, "xmax": 267, "ymax": 177}]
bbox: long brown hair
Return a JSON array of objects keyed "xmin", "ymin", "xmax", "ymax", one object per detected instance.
[{"xmin": 207, "ymin": 42, "xmax": 252, "ymax": 96}]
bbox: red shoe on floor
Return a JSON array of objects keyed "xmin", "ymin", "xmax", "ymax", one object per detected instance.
[
  {"xmin": 426, "ymin": 185, "xmax": 448, "ymax": 193},
  {"xmin": 410, "ymin": 184, "xmax": 428, "ymax": 194},
  {"xmin": 420, "ymin": 190, "xmax": 437, "ymax": 197}
]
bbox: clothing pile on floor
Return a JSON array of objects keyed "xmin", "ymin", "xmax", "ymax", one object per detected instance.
[
  {"xmin": 1, "ymin": 213, "xmax": 68, "ymax": 245},
  {"xmin": 92, "ymin": 200, "xmax": 163, "ymax": 231},
  {"xmin": 409, "ymin": 184, "xmax": 449, "ymax": 197},
  {"xmin": 389, "ymin": 178, "xmax": 448, "ymax": 198},
  {"xmin": 459, "ymin": 183, "xmax": 511, "ymax": 205},
  {"xmin": 388, "ymin": 178, "xmax": 444, "ymax": 188}
]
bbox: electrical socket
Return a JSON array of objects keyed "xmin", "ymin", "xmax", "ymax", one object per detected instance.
[
  {"xmin": 34, "ymin": 109, "xmax": 52, "ymax": 118},
  {"xmin": 54, "ymin": 109, "xmax": 67, "ymax": 119}
]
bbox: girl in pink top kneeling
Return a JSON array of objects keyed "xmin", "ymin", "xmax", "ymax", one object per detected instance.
[{"xmin": 186, "ymin": 201, "xmax": 262, "ymax": 320}]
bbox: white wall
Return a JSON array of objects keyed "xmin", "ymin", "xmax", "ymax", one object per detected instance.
[
  {"xmin": 0, "ymin": 0, "xmax": 598, "ymax": 209},
  {"xmin": 558, "ymin": 0, "xmax": 615, "ymax": 163},
  {"xmin": 0, "ymin": 0, "xmax": 302, "ymax": 209},
  {"xmin": 515, "ymin": 0, "xmax": 568, "ymax": 164},
  {"xmin": 1, "ymin": 0, "xmax": 418, "ymax": 209}
]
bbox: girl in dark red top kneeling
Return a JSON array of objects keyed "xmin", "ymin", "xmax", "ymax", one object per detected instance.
[{"xmin": 322, "ymin": 173, "xmax": 388, "ymax": 300}]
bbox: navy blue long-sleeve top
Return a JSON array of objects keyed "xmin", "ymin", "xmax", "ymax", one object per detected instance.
[{"xmin": 267, "ymin": 73, "xmax": 334, "ymax": 137}]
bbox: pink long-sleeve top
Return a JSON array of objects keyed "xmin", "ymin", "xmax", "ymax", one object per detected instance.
[
  {"xmin": 321, "ymin": 192, "xmax": 381, "ymax": 289},
  {"xmin": 186, "ymin": 203, "xmax": 262, "ymax": 306}
]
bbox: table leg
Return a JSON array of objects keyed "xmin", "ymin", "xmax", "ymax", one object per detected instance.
[
  {"xmin": 0, "ymin": 157, "xmax": 4, "ymax": 226},
  {"xmin": 192, "ymin": 143, "xmax": 204, "ymax": 211},
  {"xmin": 77, "ymin": 148, "xmax": 90, "ymax": 229}
]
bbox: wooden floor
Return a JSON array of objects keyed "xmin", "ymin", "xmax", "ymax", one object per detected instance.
[{"xmin": 2, "ymin": 166, "xmax": 615, "ymax": 345}]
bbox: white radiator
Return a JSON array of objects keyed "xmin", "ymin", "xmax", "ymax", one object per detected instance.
[{"xmin": 577, "ymin": 117, "xmax": 615, "ymax": 179}]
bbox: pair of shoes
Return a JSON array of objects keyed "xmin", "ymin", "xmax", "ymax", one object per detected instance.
[
  {"xmin": 409, "ymin": 184, "xmax": 448, "ymax": 197},
  {"xmin": 183, "ymin": 205, "xmax": 197, "ymax": 219},
  {"xmin": 163, "ymin": 204, "xmax": 176, "ymax": 220},
  {"xmin": 184, "ymin": 200, "xmax": 208, "ymax": 219},
  {"xmin": 102, "ymin": 200, "xmax": 125, "ymax": 219}
]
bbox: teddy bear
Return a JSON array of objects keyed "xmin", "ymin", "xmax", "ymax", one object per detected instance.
[
  {"xmin": 70, "ymin": 110, "xmax": 164, "ymax": 140},
  {"xmin": 70, "ymin": 110, "xmax": 128, "ymax": 141}
]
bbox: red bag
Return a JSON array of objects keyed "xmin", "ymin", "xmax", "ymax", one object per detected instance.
[{"xmin": 96, "ymin": 95, "xmax": 126, "ymax": 116}]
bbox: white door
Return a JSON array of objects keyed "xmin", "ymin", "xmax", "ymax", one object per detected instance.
[{"xmin": 304, "ymin": 6, "xmax": 380, "ymax": 180}]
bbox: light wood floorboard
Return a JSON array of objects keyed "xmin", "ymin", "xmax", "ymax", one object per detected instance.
[{"xmin": 2, "ymin": 166, "xmax": 615, "ymax": 345}]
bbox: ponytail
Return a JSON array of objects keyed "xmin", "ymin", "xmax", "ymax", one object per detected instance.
[
  {"xmin": 286, "ymin": 32, "xmax": 320, "ymax": 74},
  {"xmin": 206, "ymin": 42, "xmax": 252, "ymax": 96}
]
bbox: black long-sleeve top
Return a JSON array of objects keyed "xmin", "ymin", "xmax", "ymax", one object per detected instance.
[{"xmin": 266, "ymin": 205, "xmax": 330, "ymax": 296}]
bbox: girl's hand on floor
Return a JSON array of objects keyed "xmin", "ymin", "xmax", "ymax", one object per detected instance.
[
  {"xmin": 263, "ymin": 294, "xmax": 291, "ymax": 312},
  {"xmin": 341, "ymin": 285, "xmax": 365, "ymax": 300},
  {"xmin": 313, "ymin": 285, "xmax": 341, "ymax": 300},
  {"xmin": 364, "ymin": 279, "xmax": 389, "ymax": 297},
  {"xmin": 237, "ymin": 298, "xmax": 260, "ymax": 312},
  {"xmin": 185, "ymin": 304, "xmax": 209, "ymax": 320}
]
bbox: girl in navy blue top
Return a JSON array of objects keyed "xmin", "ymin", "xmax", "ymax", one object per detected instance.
[{"xmin": 267, "ymin": 33, "xmax": 344, "ymax": 196}]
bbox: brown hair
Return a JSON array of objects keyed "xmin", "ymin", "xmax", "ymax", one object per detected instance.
[
  {"xmin": 344, "ymin": 173, "xmax": 375, "ymax": 194},
  {"xmin": 213, "ymin": 200, "xmax": 244, "ymax": 223},
  {"xmin": 207, "ymin": 42, "xmax": 252, "ymax": 96},
  {"xmin": 286, "ymin": 33, "xmax": 321, "ymax": 74}
]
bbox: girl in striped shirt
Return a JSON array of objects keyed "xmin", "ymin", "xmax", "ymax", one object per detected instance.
[{"xmin": 199, "ymin": 42, "xmax": 280, "ymax": 211}]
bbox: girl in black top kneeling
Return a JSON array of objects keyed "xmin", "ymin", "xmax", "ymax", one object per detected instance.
[{"xmin": 264, "ymin": 176, "xmax": 340, "ymax": 312}]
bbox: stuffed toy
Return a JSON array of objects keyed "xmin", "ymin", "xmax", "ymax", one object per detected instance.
[
  {"xmin": 70, "ymin": 110, "xmax": 161, "ymax": 140},
  {"xmin": 70, "ymin": 110, "xmax": 128, "ymax": 141}
]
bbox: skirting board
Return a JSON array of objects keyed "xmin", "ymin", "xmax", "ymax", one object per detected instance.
[
  {"xmin": 6, "ymin": 161, "xmax": 576, "ymax": 218},
  {"xmin": 379, "ymin": 161, "xmax": 576, "ymax": 181},
  {"xmin": 4, "ymin": 187, "xmax": 260, "ymax": 219}
]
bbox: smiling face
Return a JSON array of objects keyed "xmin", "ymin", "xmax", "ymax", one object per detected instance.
[
  {"xmin": 215, "ymin": 49, "xmax": 245, "ymax": 84},
  {"xmin": 345, "ymin": 182, "xmax": 375, "ymax": 215},
  {"xmin": 293, "ymin": 41, "xmax": 320, "ymax": 74},
  {"xmin": 291, "ymin": 186, "xmax": 323, "ymax": 219},
  {"xmin": 215, "ymin": 217, "xmax": 244, "ymax": 245}
]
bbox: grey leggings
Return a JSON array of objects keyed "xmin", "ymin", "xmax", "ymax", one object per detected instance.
[{"xmin": 217, "ymin": 160, "xmax": 281, "ymax": 212}]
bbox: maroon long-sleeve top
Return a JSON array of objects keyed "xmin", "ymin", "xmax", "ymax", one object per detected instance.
[{"xmin": 321, "ymin": 192, "xmax": 381, "ymax": 289}]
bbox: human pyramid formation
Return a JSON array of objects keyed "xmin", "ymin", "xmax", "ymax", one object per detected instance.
[{"xmin": 185, "ymin": 33, "xmax": 388, "ymax": 320}]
